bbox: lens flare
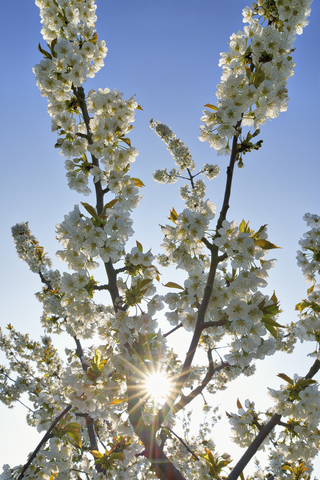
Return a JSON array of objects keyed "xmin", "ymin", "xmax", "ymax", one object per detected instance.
[{"xmin": 145, "ymin": 371, "xmax": 172, "ymax": 403}]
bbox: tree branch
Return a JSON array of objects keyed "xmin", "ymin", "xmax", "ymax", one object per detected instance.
[
  {"xmin": 201, "ymin": 318, "xmax": 228, "ymax": 331},
  {"xmin": 73, "ymin": 336, "xmax": 103, "ymax": 471},
  {"xmin": 172, "ymin": 356, "xmax": 229, "ymax": 415},
  {"xmin": 73, "ymin": 85, "xmax": 105, "ymax": 215},
  {"xmin": 226, "ymin": 413, "xmax": 282, "ymax": 480},
  {"xmin": 215, "ymin": 130, "xmax": 240, "ymax": 234},
  {"xmin": 156, "ymin": 133, "xmax": 239, "ymax": 429},
  {"xmin": 227, "ymin": 358, "xmax": 320, "ymax": 479},
  {"xmin": 18, "ymin": 404, "xmax": 72, "ymax": 480},
  {"xmin": 127, "ymin": 376, "xmax": 187, "ymax": 480}
]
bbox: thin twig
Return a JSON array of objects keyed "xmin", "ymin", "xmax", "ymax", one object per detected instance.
[
  {"xmin": 201, "ymin": 236, "xmax": 214, "ymax": 250},
  {"xmin": 201, "ymin": 318, "xmax": 228, "ymax": 331},
  {"xmin": 166, "ymin": 427, "xmax": 199, "ymax": 461},
  {"xmin": 93, "ymin": 284, "xmax": 110, "ymax": 291},
  {"xmin": 172, "ymin": 357, "xmax": 229, "ymax": 415},
  {"xmin": 39, "ymin": 270, "xmax": 53, "ymax": 290},
  {"xmin": 163, "ymin": 323, "xmax": 183, "ymax": 338}
]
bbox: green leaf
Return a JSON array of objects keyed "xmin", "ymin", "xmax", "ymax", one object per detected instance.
[
  {"xmin": 93, "ymin": 350, "xmax": 101, "ymax": 366},
  {"xmin": 277, "ymin": 373, "xmax": 293, "ymax": 385},
  {"xmin": 90, "ymin": 33, "xmax": 98, "ymax": 44},
  {"xmin": 138, "ymin": 278, "xmax": 153, "ymax": 289},
  {"xmin": 307, "ymin": 285, "xmax": 315, "ymax": 295},
  {"xmin": 102, "ymin": 199, "xmax": 118, "ymax": 214},
  {"xmin": 50, "ymin": 38, "xmax": 58, "ymax": 57},
  {"xmin": 120, "ymin": 137, "xmax": 131, "ymax": 147},
  {"xmin": 91, "ymin": 450, "xmax": 103, "ymax": 459},
  {"xmin": 81, "ymin": 202, "xmax": 99, "ymax": 220},
  {"xmin": 282, "ymin": 465, "xmax": 292, "ymax": 472},
  {"xmin": 108, "ymin": 398, "xmax": 126, "ymax": 405},
  {"xmin": 168, "ymin": 207, "xmax": 178, "ymax": 224},
  {"xmin": 262, "ymin": 316, "xmax": 283, "ymax": 328},
  {"xmin": 66, "ymin": 429, "xmax": 82, "ymax": 448},
  {"xmin": 136, "ymin": 240, "xmax": 143, "ymax": 253},
  {"xmin": 136, "ymin": 104, "xmax": 143, "ymax": 110},
  {"xmin": 204, "ymin": 103, "xmax": 218, "ymax": 111},
  {"xmin": 131, "ymin": 177, "xmax": 145, "ymax": 187},
  {"xmin": 109, "ymin": 452, "xmax": 125, "ymax": 462},
  {"xmin": 254, "ymin": 239, "xmax": 280, "ymax": 250},
  {"xmin": 250, "ymin": 224, "xmax": 267, "ymax": 239},
  {"xmin": 163, "ymin": 282, "xmax": 184, "ymax": 290},
  {"xmin": 38, "ymin": 42, "xmax": 52, "ymax": 59},
  {"xmin": 239, "ymin": 219, "xmax": 246, "ymax": 233},
  {"xmin": 245, "ymin": 66, "xmax": 251, "ymax": 82},
  {"xmin": 270, "ymin": 291, "xmax": 278, "ymax": 305},
  {"xmin": 295, "ymin": 300, "xmax": 310, "ymax": 312},
  {"xmin": 265, "ymin": 324, "xmax": 278, "ymax": 339}
]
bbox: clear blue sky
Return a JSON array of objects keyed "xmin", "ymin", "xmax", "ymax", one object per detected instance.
[{"xmin": 1, "ymin": 0, "xmax": 319, "ymax": 472}]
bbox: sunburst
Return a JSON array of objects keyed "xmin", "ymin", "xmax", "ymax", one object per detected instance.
[{"xmin": 144, "ymin": 370, "xmax": 173, "ymax": 404}]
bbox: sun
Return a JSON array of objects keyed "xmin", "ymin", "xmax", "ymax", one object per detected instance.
[{"xmin": 145, "ymin": 371, "xmax": 173, "ymax": 403}]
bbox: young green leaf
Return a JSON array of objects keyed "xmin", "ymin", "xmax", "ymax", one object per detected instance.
[
  {"xmin": 254, "ymin": 239, "xmax": 280, "ymax": 250},
  {"xmin": 163, "ymin": 282, "xmax": 184, "ymax": 290}
]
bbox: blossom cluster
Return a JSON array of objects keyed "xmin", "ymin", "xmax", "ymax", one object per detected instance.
[
  {"xmin": 56, "ymin": 204, "xmax": 134, "ymax": 268},
  {"xmin": 199, "ymin": 0, "xmax": 313, "ymax": 153},
  {"xmin": 296, "ymin": 213, "xmax": 320, "ymax": 283},
  {"xmin": 162, "ymin": 219, "xmax": 286, "ymax": 377},
  {"xmin": 11, "ymin": 222, "xmax": 52, "ymax": 273},
  {"xmin": 35, "ymin": 0, "xmax": 107, "ymax": 85},
  {"xmin": 151, "ymin": 121, "xmax": 220, "ymax": 209},
  {"xmin": 34, "ymin": 0, "xmax": 141, "ymax": 200},
  {"xmin": 227, "ymin": 400, "xmax": 265, "ymax": 448},
  {"xmin": 268, "ymin": 376, "xmax": 320, "ymax": 467}
]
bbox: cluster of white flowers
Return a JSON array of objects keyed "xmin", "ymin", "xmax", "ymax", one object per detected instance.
[
  {"xmin": 35, "ymin": 0, "xmax": 107, "ymax": 85},
  {"xmin": 268, "ymin": 375, "xmax": 320, "ymax": 467},
  {"xmin": 56, "ymin": 204, "xmax": 134, "ymax": 268},
  {"xmin": 228, "ymin": 400, "xmax": 265, "ymax": 448},
  {"xmin": 296, "ymin": 213, "xmax": 320, "ymax": 283},
  {"xmin": 162, "ymin": 218, "xmax": 285, "ymax": 374},
  {"xmin": 11, "ymin": 222, "xmax": 52, "ymax": 273},
  {"xmin": 151, "ymin": 121, "xmax": 196, "ymax": 174},
  {"xmin": 160, "ymin": 203, "xmax": 216, "ymax": 271},
  {"xmin": 199, "ymin": 0, "xmax": 313, "ymax": 152},
  {"xmin": 151, "ymin": 121, "xmax": 220, "ymax": 209},
  {"xmin": 0, "ymin": 326, "xmax": 68, "ymax": 433},
  {"xmin": 34, "ymin": 0, "xmax": 141, "ymax": 200},
  {"xmin": 290, "ymin": 214, "xmax": 320, "ymax": 358},
  {"xmin": 292, "ymin": 284, "xmax": 320, "ymax": 346}
]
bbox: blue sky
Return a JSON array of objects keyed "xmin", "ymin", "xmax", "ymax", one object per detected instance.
[{"xmin": 1, "ymin": 0, "xmax": 320, "ymax": 473}]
